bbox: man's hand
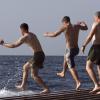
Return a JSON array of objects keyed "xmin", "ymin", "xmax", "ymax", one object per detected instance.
[
  {"xmin": 81, "ymin": 46, "xmax": 86, "ymax": 54},
  {"xmin": 77, "ymin": 21, "xmax": 88, "ymax": 30},
  {"xmin": 0, "ymin": 39, "xmax": 4, "ymax": 45},
  {"xmin": 77, "ymin": 21, "xmax": 87, "ymax": 26}
]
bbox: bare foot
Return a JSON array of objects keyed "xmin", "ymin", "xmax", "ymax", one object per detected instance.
[
  {"xmin": 96, "ymin": 91, "xmax": 100, "ymax": 94},
  {"xmin": 57, "ymin": 71, "xmax": 65, "ymax": 78},
  {"xmin": 76, "ymin": 82, "xmax": 81, "ymax": 91},
  {"xmin": 90, "ymin": 86, "xmax": 100, "ymax": 94},
  {"xmin": 15, "ymin": 85, "xmax": 25, "ymax": 91},
  {"xmin": 40, "ymin": 89, "xmax": 50, "ymax": 94}
]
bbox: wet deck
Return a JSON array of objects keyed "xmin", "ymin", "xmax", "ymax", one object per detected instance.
[{"xmin": 0, "ymin": 90, "xmax": 100, "ymax": 100}]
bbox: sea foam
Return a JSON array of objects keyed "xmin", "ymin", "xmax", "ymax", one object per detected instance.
[{"xmin": 0, "ymin": 89, "xmax": 37, "ymax": 98}]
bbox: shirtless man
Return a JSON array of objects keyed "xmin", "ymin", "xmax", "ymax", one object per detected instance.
[
  {"xmin": 44, "ymin": 16, "xmax": 88, "ymax": 90},
  {"xmin": 0, "ymin": 23, "xmax": 49, "ymax": 94},
  {"xmin": 81, "ymin": 11, "xmax": 100, "ymax": 93}
]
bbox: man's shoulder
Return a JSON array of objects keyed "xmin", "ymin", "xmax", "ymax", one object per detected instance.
[
  {"xmin": 92, "ymin": 22, "xmax": 99, "ymax": 29},
  {"xmin": 22, "ymin": 34, "xmax": 29, "ymax": 39},
  {"xmin": 96, "ymin": 23, "xmax": 100, "ymax": 31},
  {"xmin": 20, "ymin": 34, "xmax": 29, "ymax": 40},
  {"xmin": 60, "ymin": 26, "xmax": 67, "ymax": 30},
  {"xmin": 29, "ymin": 32, "xmax": 36, "ymax": 36},
  {"xmin": 96, "ymin": 23, "xmax": 100, "ymax": 27},
  {"xmin": 73, "ymin": 24, "xmax": 80, "ymax": 29},
  {"xmin": 23, "ymin": 32, "xmax": 34, "ymax": 37}
]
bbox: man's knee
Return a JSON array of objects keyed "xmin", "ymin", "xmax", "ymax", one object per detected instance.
[
  {"xmin": 86, "ymin": 60, "xmax": 93, "ymax": 71},
  {"xmin": 23, "ymin": 63, "xmax": 30, "ymax": 72},
  {"xmin": 31, "ymin": 73, "xmax": 39, "ymax": 80},
  {"xmin": 66, "ymin": 56, "xmax": 75, "ymax": 69},
  {"xmin": 31, "ymin": 68, "xmax": 39, "ymax": 80}
]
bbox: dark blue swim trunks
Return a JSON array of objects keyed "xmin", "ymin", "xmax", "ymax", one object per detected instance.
[
  {"xmin": 65, "ymin": 48, "xmax": 79, "ymax": 68},
  {"xmin": 29, "ymin": 51, "xmax": 45, "ymax": 69}
]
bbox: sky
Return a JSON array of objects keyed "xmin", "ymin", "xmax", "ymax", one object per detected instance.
[{"xmin": 0, "ymin": 0, "xmax": 100, "ymax": 55}]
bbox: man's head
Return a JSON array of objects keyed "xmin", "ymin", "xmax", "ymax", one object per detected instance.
[
  {"xmin": 94, "ymin": 11, "xmax": 100, "ymax": 22},
  {"xmin": 62, "ymin": 16, "xmax": 70, "ymax": 26},
  {"xmin": 20, "ymin": 23, "xmax": 29, "ymax": 35}
]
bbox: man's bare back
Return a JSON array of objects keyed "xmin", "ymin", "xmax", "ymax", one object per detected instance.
[
  {"xmin": 64, "ymin": 23, "xmax": 88, "ymax": 49},
  {"xmin": 44, "ymin": 22, "xmax": 88, "ymax": 49},
  {"xmin": 24, "ymin": 32, "xmax": 43, "ymax": 53},
  {"xmin": 1, "ymin": 32, "xmax": 43, "ymax": 54},
  {"xmin": 92, "ymin": 23, "xmax": 100, "ymax": 45}
]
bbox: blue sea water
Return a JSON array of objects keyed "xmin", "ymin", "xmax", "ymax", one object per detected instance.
[{"xmin": 0, "ymin": 56, "xmax": 98, "ymax": 98}]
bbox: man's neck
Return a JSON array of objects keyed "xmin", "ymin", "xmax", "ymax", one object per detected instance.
[
  {"xmin": 23, "ymin": 31, "xmax": 29, "ymax": 35},
  {"xmin": 68, "ymin": 23, "xmax": 72, "ymax": 27}
]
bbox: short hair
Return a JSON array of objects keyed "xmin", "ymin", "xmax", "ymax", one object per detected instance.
[
  {"xmin": 62, "ymin": 16, "xmax": 70, "ymax": 23},
  {"xmin": 20, "ymin": 23, "xmax": 29, "ymax": 30},
  {"xmin": 95, "ymin": 11, "xmax": 100, "ymax": 18}
]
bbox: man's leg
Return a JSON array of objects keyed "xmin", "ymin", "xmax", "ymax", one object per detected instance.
[
  {"xmin": 16, "ymin": 62, "xmax": 31, "ymax": 90},
  {"xmin": 69, "ymin": 68, "xmax": 81, "ymax": 90},
  {"xmin": 31, "ymin": 67, "xmax": 49, "ymax": 94},
  {"xmin": 86, "ymin": 60, "xmax": 100, "ymax": 93},
  {"xmin": 96, "ymin": 65, "xmax": 100, "ymax": 94},
  {"xmin": 68, "ymin": 56, "xmax": 81, "ymax": 90},
  {"xmin": 57, "ymin": 56, "xmax": 68, "ymax": 78},
  {"xmin": 97, "ymin": 65, "xmax": 100, "ymax": 84}
]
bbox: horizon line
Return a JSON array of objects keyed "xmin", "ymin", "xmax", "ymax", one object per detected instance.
[{"xmin": 0, "ymin": 55, "xmax": 86, "ymax": 57}]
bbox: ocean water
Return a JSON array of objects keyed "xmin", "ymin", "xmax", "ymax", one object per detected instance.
[{"xmin": 0, "ymin": 56, "xmax": 98, "ymax": 98}]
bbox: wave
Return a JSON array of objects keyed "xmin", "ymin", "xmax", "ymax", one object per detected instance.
[{"xmin": 0, "ymin": 89, "xmax": 37, "ymax": 98}]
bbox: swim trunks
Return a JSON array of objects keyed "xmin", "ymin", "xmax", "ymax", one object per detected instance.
[
  {"xmin": 65, "ymin": 48, "xmax": 79, "ymax": 68},
  {"xmin": 87, "ymin": 45, "xmax": 100, "ymax": 65},
  {"xmin": 29, "ymin": 51, "xmax": 45, "ymax": 69}
]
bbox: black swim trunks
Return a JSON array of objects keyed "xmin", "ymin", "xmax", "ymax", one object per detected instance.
[
  {"xmin": 87, "ymin": 45, "xmax": 100, "ymax": 65},
  {"xmin": 29, "ymin": 51, "xmax": 45, "ymax": 69},
  {"xmin": 65, "ymin": 48, "xmax": 79, "ymax": 68}
]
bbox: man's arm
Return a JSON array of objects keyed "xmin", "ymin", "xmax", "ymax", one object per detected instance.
[
  {"xmin": 81, "ymin": 23, "xmax": 97, "ymax": 53},
  {"xmin": 44, "ymin": 27, "xmax": 66, "ymax": 37},
  {"xmin": 2, "ymin": 35, "xmax": 27, "ymax": 48},
  {"xmin": 78, "ymin": 22, "xmax": 88, "ymax": 30}
]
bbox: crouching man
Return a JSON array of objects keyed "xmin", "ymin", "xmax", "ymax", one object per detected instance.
[{"xmin": 0, "ymin": 23, "xmax": 49, "ymax": 94}]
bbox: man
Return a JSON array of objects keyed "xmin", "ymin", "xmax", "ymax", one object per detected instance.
[
  {"xmin": 81, "ymin": 11, "xmax": 100, "ymax": 93},
  {"xmin": 44, "ymin": 16, "xmax": 88, "ymax": 90},
  {"xmin": 0, "ymin": 23, "xmax": 49, "ymax": 94}
]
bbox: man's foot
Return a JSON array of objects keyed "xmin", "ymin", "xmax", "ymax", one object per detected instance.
[
  {"xmin": 57, "ymin": 71, "xmax": 65, "ymax": 78},
  {"xmin": 90, "ymin": 86, "xmax": 100, "ymax": 94},
  {"xmin": 76, "ymin": 82, "xmax": 81, "ymax": 91},
  {"xmin": 40, "ymin": 88, "xmax": 50, "ymax": 94},
  {"xmin": 15, "ymin": 85, "xmax": 25, "ymax": 91},
  {"xmin": 96, "ymin": 91, "xmax": 100, "ymax": 94}
]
